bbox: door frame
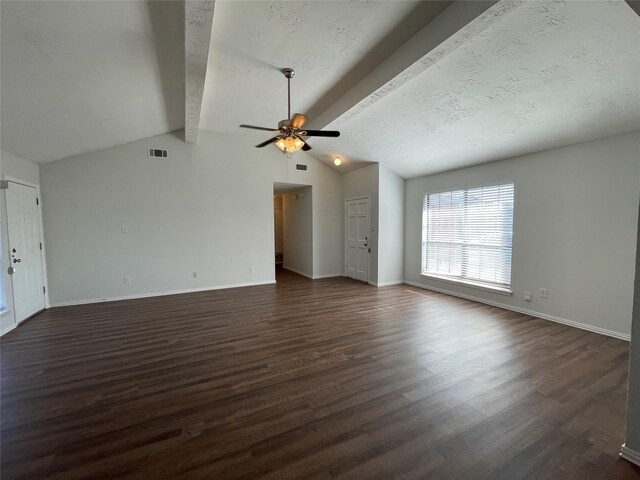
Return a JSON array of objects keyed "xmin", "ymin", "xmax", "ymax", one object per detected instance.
[
  {"xmin": 344, "ymin": 195, "xmax": 370, "ymax": 282},
  {"xmin": 273, "ymin": 195, "xmax": 284, "ymax": 266},
  {"xmin": 3, "ymin": 175, "xmax": 50, "ymax": 313},
  {"xmin": 273, "ymin": 183, "xmax": 314, "ymax": 281}
]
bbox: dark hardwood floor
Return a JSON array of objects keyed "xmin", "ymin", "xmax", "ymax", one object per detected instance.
[{"xmin": 1, "ymin": 268, "xmax": 638, "ymax": 479}]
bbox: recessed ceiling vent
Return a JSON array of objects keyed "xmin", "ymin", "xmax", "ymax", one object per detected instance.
[
  {"xmin": 148, "ymin": 148, "xmax": 168, "ymax": 158},
  {"xmin": 295, "ymin": 164, "xmax": 308, "ymax": 171}
]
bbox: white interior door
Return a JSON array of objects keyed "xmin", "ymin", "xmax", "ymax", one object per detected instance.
[
  {"xmin": 345, "ymin": 197, "xmax": 369, "ymax": 282},
  {"xmin": 6, "ymin": 181, "xmax": 45, "ymax": 322}
]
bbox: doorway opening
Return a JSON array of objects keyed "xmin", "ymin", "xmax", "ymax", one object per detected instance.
[
  {"xmin": 273, "ymin": 182, "xmax": 313, "ymax": 282},
  {"xmin": 274, "ymin": 194, "xmax": 284, "ymax": 267}
]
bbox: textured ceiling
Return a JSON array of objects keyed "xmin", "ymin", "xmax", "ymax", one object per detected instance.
[
  {"xmin": 1, "ymin": 0, "xmax": 184, "ymax": 164},
  {"xmin": 2, "ymin": 0, "xmax": 639, "ymax": 177},
  {"xmin": 308, "ymin": 0, "xmax": 640, "ymax": 178},
  {"xmin": 199, "ymin": 1, "xmax": 449, "ymax": 137},
  {"xmin": 204, "ymin": 0, "xmax": 640, "ymax": 178}
]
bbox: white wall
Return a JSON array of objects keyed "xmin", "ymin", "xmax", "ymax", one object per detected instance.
[
  {"xmin": 283, "ymin": 187, "xmax": 313, "ymax": 278},
  {"xmin": 342, "ymin": 164, "xmax": 379, "ymax": 284},
  {"xmin": 2, "ymin": 150, "xmax": 41, "ymax": 185},
  {"xmin": 405, "ymin": 130, "xmax": 640, "ymax": 338},
  {"xmin": 1, "ymin": 149, "xmax": 42, "ymax": 334},
  {"xmin": 377, "ymin": 164, "xmax": 405, "ymax": 286},
  {"xmin": 39, "ymin": 131, "xmax": 343, "ymax": 305},
  {"xmin": 341, "ymin": 163, "xmax": 405, "ymax": 286},
  {"xmin": 624, "ymin": 197, "xmax": 640, "ymax": 460},
  {"xmin": 310, "ymin": 161, "xmax": 344, "ymax": 279}
]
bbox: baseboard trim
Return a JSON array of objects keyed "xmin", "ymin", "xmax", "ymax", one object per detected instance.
[
  {"xmin": 282, "ymin": 265, "xmax": 313, "ymax": 280},
  {"xmin": 282, "ymin": 267, "xmax": 342, "ymax": 280},
  {"xmin": 313, "ymin": 273, "xmax": 344, "ymax": 279},
  {"xmin": 370, "ymin": 280, "xmax": 404, "ymax": 287},
  {"xmin": 283, "ymin": 266, "xmax": 313, "ymax": 279},
  {"xmin": 403, "ymin": 280, "xmax": 630, "ymax": 341},
  {"xmin": 1, "ymin": 322, "xmax": 18, "ymax": 337},
  {"xmin": 50, "ymin": 280, "xmax": 276, "ymax": 307},
  {"xmin": 620, "ymin": 444, "xmax": 640, "ymax": 467}
]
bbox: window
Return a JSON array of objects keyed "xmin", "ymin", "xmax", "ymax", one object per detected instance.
[{"xmin": 422, "ymin": 183, "xmax": 514, "ymax": 292}]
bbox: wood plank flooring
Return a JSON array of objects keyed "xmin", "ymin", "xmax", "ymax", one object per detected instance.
[{"xmin": 1, "ymin": 268, "xmax": 639, "ymax": 479}]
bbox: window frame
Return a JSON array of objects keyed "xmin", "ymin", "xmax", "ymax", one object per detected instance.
[{"xmin": 420, "ymin": 182, "xmax": 515, "ymax": 295}]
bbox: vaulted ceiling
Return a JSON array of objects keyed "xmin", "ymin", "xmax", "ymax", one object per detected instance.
[
  {"xmin": 1, "ymin": 0, "xmax": 185, "ymax": 164},
  {"xmin": 2, "ymin": 1, "xmax": 639, "ymax": 178}
]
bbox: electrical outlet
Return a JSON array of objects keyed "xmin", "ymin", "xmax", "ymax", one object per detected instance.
[
  {"xmin": 524, "ymin": 292, "xmax": 532, "ymax": 302},
  {"xmin": 250, "ymin": 266, "xmax": 255, "ymax": 273},
  {"xmin": 193, "ymin": 271, "xmax": 198, "ymax": 279},
  {"xmin": 121, "ymin": 225, "xmax": 128, "ymax": 234},
  {"xmin": 540, "ymin": 288, "xmax": 548, "ymax": 298},
  {"xmin": 124, "ymin": 276, "xmax": 132, "ymax": 284}
]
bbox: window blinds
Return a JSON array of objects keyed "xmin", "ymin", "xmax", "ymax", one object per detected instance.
[{"xmin": 422, "ymin": 183, "xmax": 514, "ymax": 289}]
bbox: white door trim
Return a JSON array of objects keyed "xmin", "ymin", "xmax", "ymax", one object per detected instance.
[
  {"xmin": 620, "ymin": 444, "xmax": 640, "ymax": 467},
  {"xmin": 3, "ymin": 175, "xmax": 50, "ymax": 311},
  {"xmin": 344, "ymin": 195, "xmax": 370, "ymax": 282}
]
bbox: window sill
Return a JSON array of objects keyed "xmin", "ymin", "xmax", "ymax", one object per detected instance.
[
  {"xmin": 420, "ymin": 274, "xmax": 512, "ymax": 296},
  {"xmin": 0, "ymin": 308, "xmax": 11, "ymax": 318}
]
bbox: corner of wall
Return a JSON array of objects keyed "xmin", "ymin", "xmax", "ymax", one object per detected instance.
[
  {"xmin": 1, "ymin": 149, "xmax": 41, "ymax": 185},
  {"xmin": 623, "ymin": 195, "xmax": 640, "ymax": 453}
]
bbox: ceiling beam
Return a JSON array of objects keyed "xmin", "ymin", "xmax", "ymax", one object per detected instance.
[
  {"xmin": 625, "ymin": 0, "xmax": 640, "ymax": 17},
  {"xmin": 308, "ymin": 0, "xmax": 526, "ymax": 131},
  {"xmin": 185, "ymin": 0, "xmax": 215, "ymax": 144}
]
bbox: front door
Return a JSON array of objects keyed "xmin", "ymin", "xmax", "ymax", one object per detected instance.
[
  {"xmin": 345, "ymin": 197, "xmax": 369, "ymax": 282},
  {"xmin": 6, "ymin": 181, "xmax": 45, "ymax": 323}
]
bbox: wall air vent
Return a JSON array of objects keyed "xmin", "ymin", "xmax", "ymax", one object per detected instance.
[
  {"xmin": 295, "ymin": 164, "xmax": 308, "ymax": 171},
  {"xmin": 148, "ymin": 148, "xmax": 168, "ymax": 158}
]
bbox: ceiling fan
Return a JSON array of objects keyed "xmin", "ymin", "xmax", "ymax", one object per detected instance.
[{"xmin": 239, "ymin": 68, "xmax": 340, "ymax": 156}]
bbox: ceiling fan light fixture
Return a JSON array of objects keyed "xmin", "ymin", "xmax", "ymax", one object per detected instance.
[
  {"xmin": 275, "ymin": 135, "xmax": 304, "ymax": 155},
  {"xmin": 239, "ymin": 68, "xmax": 340, "ymax": 154}
]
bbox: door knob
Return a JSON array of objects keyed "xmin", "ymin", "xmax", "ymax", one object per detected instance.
[
  {"xmin": 7, "ymin": 266, "xmax": 15, "ymax": 275},
  {"xmin": 13, "ymin": 258, "xmax": 21, "ymax": 263}
]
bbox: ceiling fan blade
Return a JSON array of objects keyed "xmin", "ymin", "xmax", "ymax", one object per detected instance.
[
  {"xmin": 240, "ymin": 124, "xmax": 278, "ymax": 132},
  {"xmin": 301, "ymin": 130, "xmax": 340, "ymax": 137},
  {"xmin": 301, "ymin": 141, "xmax": 311, "ymax": 151},
  {"xmin": 290, "ymin": 113, "xmax": 307, "ymax": 129},
  {"xmin": 255, "ymin": 136, "xmax": 281, "ymax": 148}
]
